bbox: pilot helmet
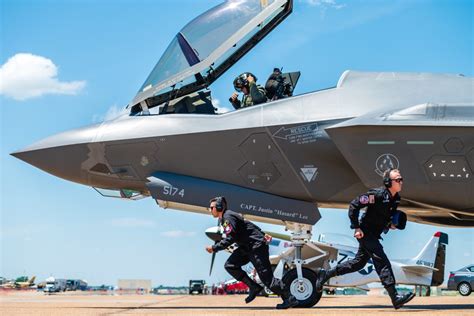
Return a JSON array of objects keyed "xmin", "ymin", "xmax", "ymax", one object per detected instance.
[{"xmin": 233, "ymin": 72, "xmax": 257, "ymax": 92}]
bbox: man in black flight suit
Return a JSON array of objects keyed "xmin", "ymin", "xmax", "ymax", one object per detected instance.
[
  {"xmin": 315, "ymin": 168, "xmax": 415, "ymax": 309},
  {"xmin": 205, "ymin": 196, "xmax": 298, "ymax": 309}
]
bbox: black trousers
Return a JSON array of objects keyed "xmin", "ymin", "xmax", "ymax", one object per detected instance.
[
  {"xmin": 224, "ymin": 243, "xmax": 285, "ymax": 296},
  {"xmin": 335, "ymin": 233, "xmax": 395, "ymax": 288}
]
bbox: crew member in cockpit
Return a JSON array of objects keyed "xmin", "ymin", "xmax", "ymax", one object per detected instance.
[{"xmin": 229, "ymin": 72, "xmax": 267, "ymax": 109}]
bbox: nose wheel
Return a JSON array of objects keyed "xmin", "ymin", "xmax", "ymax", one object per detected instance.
[
  {"xmin": 282, "ymin": 267, "xmax": 322, "ymax": 308},
  {"xmin": 291, "ymin": 277, "xmax": 313, "ymax": 300}
]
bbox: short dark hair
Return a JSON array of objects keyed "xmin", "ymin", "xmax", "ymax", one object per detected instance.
[{"xmin": 209, "ymin": 196, "xmax": 227, "ymax": 211}]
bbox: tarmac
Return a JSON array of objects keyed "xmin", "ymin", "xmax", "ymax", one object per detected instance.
[{"xmin": 1, "ymin": 291, "xmax": 473, "ymax": 316}]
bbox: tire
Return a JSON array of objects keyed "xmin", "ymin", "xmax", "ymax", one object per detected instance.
[
  {"xmin": 282, "ymin": 268, "xmax": 322, "ymax": 308},
  {"xmin": 458, "ymin": 282, "xmax": 472, "ymax": 296}
]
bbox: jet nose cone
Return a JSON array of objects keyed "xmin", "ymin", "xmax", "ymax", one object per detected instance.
[
  {"xmin": 11, "ymin": 144, "xmax": 90, "ymax": 184},
  {"xmin": 11, "ymin": 124, "xmax": 101, "ymax": 185}
]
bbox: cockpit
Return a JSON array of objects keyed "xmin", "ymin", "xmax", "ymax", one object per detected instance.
[{"xmin": 127, "ymin": 0, "xmax": 296, "ymax": 116}]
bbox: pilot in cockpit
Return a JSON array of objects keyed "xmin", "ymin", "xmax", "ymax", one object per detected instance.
[{"xmin": 229, "ymin": 72, "xmax": 267, "ymax": 110}]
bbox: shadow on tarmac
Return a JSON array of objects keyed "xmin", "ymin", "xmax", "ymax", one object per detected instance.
[{"xmin": 75, "ymin": 304, "xmax": 474, "ymax": 311}]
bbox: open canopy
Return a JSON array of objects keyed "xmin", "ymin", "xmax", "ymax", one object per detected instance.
[{"xmin": 130, "ymin": 0, "xmax": 292, "ymax": 111}]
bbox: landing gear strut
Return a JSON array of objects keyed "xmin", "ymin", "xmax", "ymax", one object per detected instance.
[{"xmin": 275, "ymin": 222, "xmax": 328, "ymax": 308}]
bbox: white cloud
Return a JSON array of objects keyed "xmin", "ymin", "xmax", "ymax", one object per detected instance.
[
  {"xmin": 0, "ymin": 53, "xmax": 86, "ymax": 101},
  {"xmin": 108, "ymin": 217, "xmax": 156, "ymax": 228},
  {"xmin": 213, "ymin": 98, "xmax": 232, "ymax": 114},
  {"xmin": 160, "ymin": 230, "xmax": 196, "ymax": 238},
  {"xmin": 302, "ymin": 0, "xmax": 346, "ymax": 9}
]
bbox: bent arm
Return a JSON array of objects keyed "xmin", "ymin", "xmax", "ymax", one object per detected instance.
[
  {"xmin": 212, "ymin": 235, "xmax": 235, "ymax": 252},
  {"xmin": 348, "ymin": 194, "xmax": 368, "ymax": 229},
  {"xmin": 229, "ymin": 97, "xmax": 241, "ymax": 109}
]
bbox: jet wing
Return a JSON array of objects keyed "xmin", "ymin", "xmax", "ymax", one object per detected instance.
[{"xmin": 326, "ymin": 102, "xmax": 474, "ymax": 226}]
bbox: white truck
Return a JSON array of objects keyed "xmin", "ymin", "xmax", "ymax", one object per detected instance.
[{"xmin": 44, "ymin": 277, "xmax": 67, "ymax": 293}]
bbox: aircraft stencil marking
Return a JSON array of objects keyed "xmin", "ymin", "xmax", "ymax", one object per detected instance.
[
  {"xmin": 163, "ymin": 185, "xmax": 184, "ymax": 197},
  {"xmin": 300, "ymin": 165, "xmax": 319, "ymax": 182},
  {"xmin": 273, "ymin": 123, "xmax": 322, "ymax": 145},
  {"xmin": 140, "ymin": 156, "xmax": 149, "ymax": 166},
  {"xmin": 375, "ymin": 153, "xmax": 400, "ymax": 176},
  {"xmin": 416, "ymin": 259, "xmax": 434, "ymax": 268},
  {"xmin": 239, "ymin": 202, "xmax": 306, "ymax": 220}
]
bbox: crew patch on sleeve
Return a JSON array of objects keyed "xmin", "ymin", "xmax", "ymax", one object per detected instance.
[
  {"xmin": 369, "ymin": 194, "xmax": 375, "ymax": 204},
  {"xmin": 359, "ymin": 195, "xmax": 369, "ymax": 204},
  {"xmin": 223, "ymin": 220, "xmax": 233, "ymax": 234}
]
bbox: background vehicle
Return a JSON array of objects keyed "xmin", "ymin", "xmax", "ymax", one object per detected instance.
[
  {"xmin": 189, "ymin": 280, "xmax": 206, "ymax": 295},
  {"xmin": 43, "ymin": 277, "xmax": 67, "ymax": 293},
  {"xmin": 447, "ymin": 265, "xmax": 474, "ymax": 296},
  {"xmin": 66, "ymin": 279, "xmax": 88, "ymax": 291},
  {"xmin": 224, "ymin": 280, "xmax": 249, "ymax": 295}
]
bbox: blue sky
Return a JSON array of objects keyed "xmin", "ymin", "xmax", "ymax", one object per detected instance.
[{"xmin": 1, "ymin": 0, "xmax": 473, "ymax": 287}]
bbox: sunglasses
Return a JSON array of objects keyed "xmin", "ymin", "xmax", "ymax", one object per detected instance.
[
  {"xmin": 391, "ymin": 178, "xmax": 403, "ymax": 183},
  {"xmin": 234, "ymin": 86, "xmax": 243, "ymax": 92},
  {"xmin": 209, "ymin": 205, "xmax": 216, "ymax": 211}
]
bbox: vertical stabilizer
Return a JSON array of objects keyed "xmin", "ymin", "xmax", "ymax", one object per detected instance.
[{"xmin": 411, "ymin": 232, "xmax": 448, "ymax": 266}]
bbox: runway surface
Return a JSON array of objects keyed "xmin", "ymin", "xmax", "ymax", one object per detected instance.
[{"xmin": 1, "ymin": 292, "xmax": 473, "ymax": 316}]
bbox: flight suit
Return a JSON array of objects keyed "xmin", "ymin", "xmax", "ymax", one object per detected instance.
[
  {"xmin": 231, "ymin": 82, "xmax": 267, "ymax": 109},
  {"xmin": 212, "ymin": 209, "xmax": 286, "ymax": 296},
  {"xmin": 335, "ymin": 187, "xmax": 400, "ymax": 287}
]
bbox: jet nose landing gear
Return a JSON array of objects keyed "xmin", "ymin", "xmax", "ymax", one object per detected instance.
[
  {"xmin": 279, "ymin": 222, "xmax": 328, "ymax": 308},
  {"xmin": 283, "ymin": 268, "xmax": 321, "ymax": 307}
]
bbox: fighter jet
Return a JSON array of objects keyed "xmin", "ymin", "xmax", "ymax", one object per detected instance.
[
  {"xmin": 11, "ymin": 0, "xmax": 473, "ymax": 307},
  {"xmin": 0, "ymin": 276, "xmax": 36, "ymax": 289}
]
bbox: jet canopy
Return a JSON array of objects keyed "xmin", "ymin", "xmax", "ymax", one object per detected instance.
[{"xmin": 130, "ymin": 0, "xmax": 293, "ymax": 113}]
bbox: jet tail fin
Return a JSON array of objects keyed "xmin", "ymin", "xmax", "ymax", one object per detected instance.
[
  {"xmin": 29, "ymin": 276, "xmax": 36, "ymax": 284},
  {"xmin": 405, "ymin": 232, "xmax": 448, "ymax": 285},
  {"xmin": 412, "ymin": 232, "xmax": 448, "ymax": 264}
]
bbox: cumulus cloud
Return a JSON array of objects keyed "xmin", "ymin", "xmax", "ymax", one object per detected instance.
[
  {"xmin": 302, "ymin": 0, "xmax": 346, "ymax": 9},
  {"xmin": 108, "ymin": 217, "xmax": 156, "ymax": 228},
  {"xmin": 160, "ymin": 230, "xmax": 197, "ymax": 238},
  {"xmin": 0, "ymin": 53, "xmax": 86, "ymax": 101}
]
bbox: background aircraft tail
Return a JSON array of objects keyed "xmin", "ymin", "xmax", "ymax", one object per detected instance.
[{"xmin": 402, "ymin": 232, "xmax": 448, "ymax": 285}]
